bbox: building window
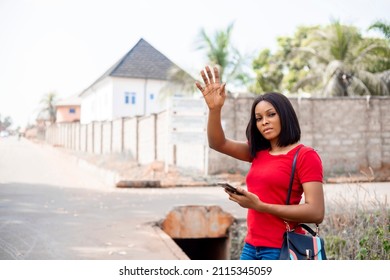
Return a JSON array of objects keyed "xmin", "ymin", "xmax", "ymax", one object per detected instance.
[
  {"xmin": 131, "ymin": 93, "xmax": 136, "ymax": 104},
  {"xmin": 69, "ymin": 108, "xmax": 76, "ymax": 114},
  {"xmin": 125, "ymin": 92, "xmax": 136, "ymax": 104},
  {"xmin": 149, "ymin": 93, "xmax": 154, "ymax": 100}
]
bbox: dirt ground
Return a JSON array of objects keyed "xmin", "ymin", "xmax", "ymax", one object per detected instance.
[
  {"xmin": 325, "ymin": 165, "xmax": 390, "ymax": 183},
  {"xmin": 63, "ymin": 149, "xmax": 247, "ymax": 187}
]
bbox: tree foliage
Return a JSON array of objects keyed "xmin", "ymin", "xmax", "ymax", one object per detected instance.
[
  {"xmin": 0, "ymin": 115, "xmax": 12, "ymax": 130},
  {"xmin": 250, "ymin": 21, "xmax": 390, "ymax": 96},
  {"xmin": 196, "ymin": 22, "xmax": 252, "ymax": 90},
  {"xmin": 39, "ymin": 92, "xmax": 58, "ymax": 124},
  {"xmin": 368, "ymin": 20, "xmax": 390, "ymax": 40}
]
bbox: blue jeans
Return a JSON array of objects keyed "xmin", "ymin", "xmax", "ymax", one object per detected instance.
[{"xmin": 240, "ymin": 243, "xmax": 281, "ymax": 260}]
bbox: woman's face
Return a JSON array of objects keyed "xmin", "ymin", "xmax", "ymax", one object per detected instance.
[{"xmin": 255, "ymin": 101, "xmax": 281, "ymax": 143}]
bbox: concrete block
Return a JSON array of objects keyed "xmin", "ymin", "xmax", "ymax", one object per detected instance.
[{"xmin": 161, "ymin": 205, "xmax": 234, "ymax": 239}]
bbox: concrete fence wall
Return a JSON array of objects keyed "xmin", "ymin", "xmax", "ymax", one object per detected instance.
[
  {"xmin": 209, "ymin": 95, "xmax": 390, "ymax": 178},
  {"xmin": 46, "ymin": 111, "xmax": 180, "ymax": 167},
  {"xmin": 45, "ymin": 96, "xmax": 390, "ymax": 178}
]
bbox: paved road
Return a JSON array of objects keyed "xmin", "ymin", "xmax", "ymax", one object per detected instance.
[
  {"xmin": 0, "ymin": 136, "xmax": 388, "ymax": 260},
  {"xmin": 0, "ymin": 137, "xmax": 245, "ymax": 260}
]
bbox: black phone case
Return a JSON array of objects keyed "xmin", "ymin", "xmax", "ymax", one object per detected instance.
[{"xmin": 219, "ymin": 183, "xmax": 243, "ymax": 195}]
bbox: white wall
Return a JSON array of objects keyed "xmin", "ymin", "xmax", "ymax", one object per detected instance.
[
  {"xmin": 112, "ymin": 77, "xmax": 166, "ymax": 119},
  {"xmin": 81, "ymin": 76, "xmax": 168, "ymax": 124},
  {"xmin": 80, "ymin": 78, "xmax": 113, "ymax": 124}
]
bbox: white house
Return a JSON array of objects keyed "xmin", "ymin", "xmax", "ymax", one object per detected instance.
[{"xmin": 79, "ymin": 38, "xmax": 193, "ymax": 124}]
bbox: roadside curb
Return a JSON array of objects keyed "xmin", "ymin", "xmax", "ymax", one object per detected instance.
[{"xmin": 152, "ymin": 224, "xmax": 190, "ymax": 260}]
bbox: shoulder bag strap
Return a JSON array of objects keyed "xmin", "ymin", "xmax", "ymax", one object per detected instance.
[
  {"xmin": 285, "ymin": 145, "xmax": 320, "ymax": 233},
  {"xmin": 285, "ymin": 145, "xmax": 303, "ymax": 205}
]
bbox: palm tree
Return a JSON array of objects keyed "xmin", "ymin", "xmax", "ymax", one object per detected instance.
[
  {"xmin": 196, "ymin": 22, "xmax": 252, "ymax": 90},
  {"xmin": 166, "ymin": 67, "xmax": 196, "ymax": 93},
  {"xmin": 368, "ymin": 20, "xmax": 390, "ymax": 40},
  {"xmin": 162, "ymin": 23, "xmax": 252, "ymax": 98},
  {"xmin": 291, "ymin": 21, "xmax": 390, "ymax": 96},
  {"xmin": 39, "ymin": 92, "xmax": 58, "ymax": 124},
  {"xmin": 158, "ymin": 66, "xmax": 197, "ymax": 102}
]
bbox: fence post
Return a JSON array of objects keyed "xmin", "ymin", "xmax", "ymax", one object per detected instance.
[
  {"xmin": 121, "ymin": 117, "xmax": 124, "ymax": 153},
  {"xmin": 154, "ymin": 113, "xmax": 157, "ymax": 161},
  {"xmin": 136, "ymin": 117, "xmax": 139, "ymax": 162}
]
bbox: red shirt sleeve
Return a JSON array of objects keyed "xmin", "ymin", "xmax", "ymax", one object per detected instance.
[{"xmin": 296, "ymin": 147, "xmax": 323, "ymax": 184}]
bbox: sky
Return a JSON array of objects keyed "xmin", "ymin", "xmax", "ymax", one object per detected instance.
[{"xmin": 0, "ymin": 0, "xmax": 389, "ymax": 129}]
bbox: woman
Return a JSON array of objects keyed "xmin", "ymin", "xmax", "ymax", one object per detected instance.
[{"xmin": 195, "ymin": 65, "xmax": 325, "ymax": 260}]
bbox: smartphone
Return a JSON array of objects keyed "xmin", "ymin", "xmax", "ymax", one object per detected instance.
[{"xmin": 217, "ymin": 182, "xmax": 244, "ymax": 195}]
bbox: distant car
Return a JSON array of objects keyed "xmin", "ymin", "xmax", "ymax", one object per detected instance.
[{"xmin": 0, "ymin": 131, "xmax": 9, "ymax": 137}]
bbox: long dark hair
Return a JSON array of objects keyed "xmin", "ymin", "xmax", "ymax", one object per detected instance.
[{"xmin": 245, "ymin": 92, "xmax": 301, "ymax": 158}]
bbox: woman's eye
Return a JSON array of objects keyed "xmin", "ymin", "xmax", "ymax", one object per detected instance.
[
  {"xmin": 256, "ymin": 117, "xmax": 262, "ymax": 122},
  {"xmin": 268, "ymin": 113, "xmax": 276, "ymax": 117}
]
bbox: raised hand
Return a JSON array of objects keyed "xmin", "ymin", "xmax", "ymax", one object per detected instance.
[{"xmin": 195, "ymin": 66, "xmax": 226, "ymax": 110}]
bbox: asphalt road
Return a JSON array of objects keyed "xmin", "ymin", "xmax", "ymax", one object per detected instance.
[
  {"xmin": 0, "ymin": 136, "xmax": 246, "ymax": 260},
  {"xmin": 0, "ymin": 136, "xmax": 388, "ymax": 260}
]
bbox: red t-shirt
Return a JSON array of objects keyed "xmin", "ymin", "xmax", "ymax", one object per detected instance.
[{"xmin": 245, "ymin": 144, "xmax": 323, "ymax": 248}]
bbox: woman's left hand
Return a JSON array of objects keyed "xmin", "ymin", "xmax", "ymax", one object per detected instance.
[{"xmin": 195, "ymin": 66, "xmax": 226, "ymax": 111}]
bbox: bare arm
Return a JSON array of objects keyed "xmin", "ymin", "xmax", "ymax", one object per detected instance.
[
  {"xmin": 230, "ymin": 181, "xmax": 325, "ymax": 224},
  {"xmin": 196, "ymin": 66, "xmax": 251, "ymax": 162}
]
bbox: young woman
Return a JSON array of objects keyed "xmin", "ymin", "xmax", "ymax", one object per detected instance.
[{"xmin": 195, "ymin": 65, "xmax": 325, "ymax": 260}]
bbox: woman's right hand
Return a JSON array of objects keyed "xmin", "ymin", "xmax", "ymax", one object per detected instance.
[{"xmin": 195, "ymin": 66, "xmax": 226, "ymax": 110}]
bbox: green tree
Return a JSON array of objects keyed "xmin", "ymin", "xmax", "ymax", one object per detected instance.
[
  {"xmin": 368, "ymin": 20, "xmax": 390, "ymax": 39},
  {"xmin": 196, "ymin": 22, "xmax": 252, "ymax": 89},
  {"xmin": 250, "ymin": 48, "xmax": 284, "ymax": 94},
  {"xmin": 251, "ymin": 21, "xmax": 390, "ymax": 96},
  {"xmin": 0, "ymin": 115, "xmax": 12, "ymax": 130},
  {"xmin": 291, "ymin": 21, "xmax": 390, "ymax": 96},
  {"xmin": 159, "ymin": 65, "xmax": 197, "ymax": 102},
  {"xmin": 367, "ymin": 20, "xmax": 390, "ymax": 90},
  {"xmin": 39, "ymin": 92, "xmax": 58, "ymax": 124},
  {"xmin": 166, "ymin": 67, "xmax": 196, "ymax": 94},
  {"xmin": 250, "ymin": 26, "xmax": 319, "ymax": 94}
]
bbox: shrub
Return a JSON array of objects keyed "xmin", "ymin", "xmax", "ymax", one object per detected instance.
[{"xmin": 229, "ymin": 184, "xmax": 389, "ymax": 260}]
